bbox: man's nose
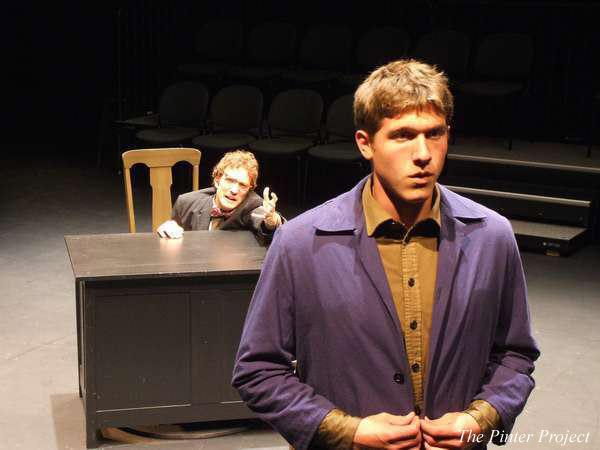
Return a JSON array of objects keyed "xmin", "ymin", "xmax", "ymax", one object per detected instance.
[
  {"xmin": 413, "ymin": 134, "xmax": 432, "ymax": 167},
  {"xmin": 230, "ymin": 184, "xmax": 239, "ymax": 194}
]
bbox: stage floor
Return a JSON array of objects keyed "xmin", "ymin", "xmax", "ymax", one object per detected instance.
[{"xmin": 1, "ymin": 150, "xmax": 598, "ymax": 449}]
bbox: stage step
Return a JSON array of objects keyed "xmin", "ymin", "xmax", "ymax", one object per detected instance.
[
  {"xmin": 509, "ymin": 219, "xmax": 587, "ymax": 256},
  {"xmin": 446, "ymin": 185, "xmax": 590, "ymax": 256}
]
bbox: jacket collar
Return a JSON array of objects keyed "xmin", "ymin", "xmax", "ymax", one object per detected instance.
[{"xmin": 312, "ymin": 175, "xmax": 486, "ymax": 234}]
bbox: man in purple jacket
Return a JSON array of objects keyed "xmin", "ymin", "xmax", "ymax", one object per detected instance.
[{"xmin": 233, "ymin": 60, "xmax": 539, "ymax": 450}]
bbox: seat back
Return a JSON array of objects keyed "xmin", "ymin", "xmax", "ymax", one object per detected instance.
[
  {"xmin": 297, "ymin": 25, "xmax": 352, "ymax": 70},
  {"xmin": 245, "ymin": 22, "xmax": 297, "ymax": 65},
  {"xmin": 355, "ymin": 26, "xmax": 409, "ymax": 71},
  {"xmin": 413, "ymin": 30, "xmax": 470, "ymax": 79},
  {"xmin": 268, "ymin": 89, "xmax": 324, "ymax": 136},
  {"xmin": 122, "ymin": 148, "xmax": 201, "ymax": 233},
  {"xmin": 159, "ymin": 81, "xmax": 210, "ymax": 127},
  {"xmin": 209, "ymin": 85, "xmax": 263, "ymax": 132},
  {"xmin": 326, "ymin": 94, "xmax": 355, "ymax": 141},
  {"xmin": 195, "ymin": 20, "xmax": 244, "ymax": 62},
  {"xmin": 474, "ymin": 33, "xmax": 533, "ymax": 80}
]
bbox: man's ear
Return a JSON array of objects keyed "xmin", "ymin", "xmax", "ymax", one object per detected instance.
[
  {"xmin": 213, "ymin": 176, "xmax": 220, "ymax": 189},
  {"xmin": 355, "ymin": 129, "xmax": 373, "ymax": 161}
]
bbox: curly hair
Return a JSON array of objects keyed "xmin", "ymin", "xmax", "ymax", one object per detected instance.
[
  {"xmin": 212, "ymin": 150, "xmax": 259, "ymax": 189},
  {"xmin": 354, "ymin": 59, "xmax": 454, "ymax": 135}
]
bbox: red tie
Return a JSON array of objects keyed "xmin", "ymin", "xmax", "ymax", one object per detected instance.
[{"xmin": 210, "ymin": 206, "xmax": 232, "ymax": 218}]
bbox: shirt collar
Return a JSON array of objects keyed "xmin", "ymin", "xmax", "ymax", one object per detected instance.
[{"xmin": 362, "ymin": 176, "xmax": 441, "ymax": 238}]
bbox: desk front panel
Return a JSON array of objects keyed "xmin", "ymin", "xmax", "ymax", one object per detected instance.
[{"xmin": 85, "ymin": 276, "xmax": 256, "ymax": 422}]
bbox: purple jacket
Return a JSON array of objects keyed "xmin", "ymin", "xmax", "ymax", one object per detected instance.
[{"xmin": 233, "ymin": 179, "xmax": 540, "ymax": 450}]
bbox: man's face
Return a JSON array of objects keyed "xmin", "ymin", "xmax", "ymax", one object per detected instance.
[
  {"xmin": 214, "ymin": 167, "xmax": 252, "ymax": 211},
  {"xmin": 356, "ymin": 104, "xmax": 448, "ymax": 205}
]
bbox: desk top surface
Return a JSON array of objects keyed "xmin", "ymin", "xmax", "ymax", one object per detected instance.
[{"xmin": 64, "ymin": 230, "xmax": 267, "ymax": 281}]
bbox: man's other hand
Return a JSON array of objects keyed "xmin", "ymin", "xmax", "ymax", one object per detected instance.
[
  {"xmin": 157, "ymin": 220, "xmax": 184, "ymax": 239},
  {"xmin": 353, "ymin": 411, "xmax": 421, "ymax": 450},
  {"xmin": 421, "ymin": 412, "xmax": 481, "ymax": 450},
  {"xmin": 262, "ymin": 187, "xmax": 281, "ymax": 230}
]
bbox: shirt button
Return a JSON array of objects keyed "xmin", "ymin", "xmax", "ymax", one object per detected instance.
[
  {"xmin": 410, "ymin": 320, "xmax": 418, "ymax": 330},
  {"xmin": 408, "ymin": 278, "xmax": 415, "ymax": 287},
  {"xmin": 393, "ymin": 372, "xmax": 405, "ymax": 384},
  {"xmin": 414, "ymin": 405, "xmax": 422, "ymax": 415},
  {"xmin": 411, "ymin": 363, "xmax": 420, "ymax": 373}
]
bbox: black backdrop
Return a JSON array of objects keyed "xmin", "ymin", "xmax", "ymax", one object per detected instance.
[{"xmin": 2, "ymin": 1, "xmax": 599, "ymax": 157}]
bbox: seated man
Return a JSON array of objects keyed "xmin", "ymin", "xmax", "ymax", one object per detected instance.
[{"xmin": 157, "ymin": 150, "xmax": 282, "ymax": 239}]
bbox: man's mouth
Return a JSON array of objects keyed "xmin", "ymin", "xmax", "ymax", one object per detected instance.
[{"xmin": 410, "ymin": 171, "xmax": 433, "ymax": 179}]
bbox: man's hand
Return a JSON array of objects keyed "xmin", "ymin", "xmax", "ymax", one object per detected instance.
[
  {"xmin": 157, "ymin": 220, "xmax": 184, "ymax": 239},
  {"xmin": 421, "ymin": 412, "xmax": 481, "ymax": 450},
  {"xmin": 353, "ymin": 411, "xmax": 421, "ymax": 450},
  {"xmin": 262, "ymin": 187, "xmax": 281, "ymax": 230}
]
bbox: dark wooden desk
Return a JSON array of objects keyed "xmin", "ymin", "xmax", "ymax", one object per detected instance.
[{"xmin": 64, "ymin": 231, "xmax": 266, "ymax": 448}]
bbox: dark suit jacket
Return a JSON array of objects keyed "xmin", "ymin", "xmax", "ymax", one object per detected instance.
[{"xmin": 172, "ymin": 187, "xmax": 274, "ymax": 238}]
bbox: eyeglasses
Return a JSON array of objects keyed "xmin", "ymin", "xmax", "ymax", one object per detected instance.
[{"xmin": 220, "ymin": 175, "xmax": 251, "ymax": 193}]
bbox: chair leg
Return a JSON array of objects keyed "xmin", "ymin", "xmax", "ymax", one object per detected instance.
[
  {"xmin": 588, "ymin": 103, "xmax": 595, "ymax": 158},
  {"xmin": 508, "ymin": 94, "xmax": 517, "ymax": 150},
  {"xmin": 303, "ymin": 157, "xmax": 311, "ymax": 207},
  {"xmin": 296, "ymin": 154, "xmax": 303, "ymax": 207}
]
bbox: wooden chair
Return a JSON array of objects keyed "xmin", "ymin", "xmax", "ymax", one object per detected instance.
[{"xmin": 122, "ymin": 148, "xmax": 201, "ymax": 232}]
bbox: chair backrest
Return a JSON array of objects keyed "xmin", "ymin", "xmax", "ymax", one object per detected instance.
[
  {"xmin": 326, "ymin": 94, "xmax": 355, "ymax": 141},
  {"xmin": 245, "ymin": 22, "xmax": 297, "ymax": 65},
  {"xmin": 413, "ymin": 30, "xmax": 470, "ymax": 79},
  {"xmin": 355, "ymin": 26, "xmax": 409, "ymax": 70},
  {"xmin": 209, "ymin": 85, "xmax": 263, "ymax": 132},
  {"xmin": 268, "ymin": 89, "xmax": 324, "ymax": 136},
  {"xmin": 298, "ymin": 25, "xmax": 353, "ymax": 70},
  {"xmin": 195, "ymin": 20, "xmax": 244, "ymax": 61},
  {"xmin": 474, "ymin": 32, "xmax": 533, "ymax": 80},
  {"xmin": 122, "ymin": 148, "xmax": 201, "ymax": 233},
  {"xmin": 159, "ymin": 81, "xmax": 210, "ymax": 127}
]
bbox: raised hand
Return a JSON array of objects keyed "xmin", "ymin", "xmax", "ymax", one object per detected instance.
[
  {"xmin": 262, "ymin": 187, "xmax": 281, "ymax": 230},
  {"xmin": 157, "ymin": 220, "xmax": 184, "ymax": 239}
]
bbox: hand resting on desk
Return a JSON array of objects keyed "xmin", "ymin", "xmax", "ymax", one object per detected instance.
[{"xmin": 157, "ymin": 220, "xmax": 184, "ymax": 239}]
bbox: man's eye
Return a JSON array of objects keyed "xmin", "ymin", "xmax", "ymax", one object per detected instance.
[
  {"xmin": 427, "ymin": 128, "xmax": 447, "ymax": 140},
  {"xmin": 395, "ymin": 131, "xmax": 415, "ymax": 141}
]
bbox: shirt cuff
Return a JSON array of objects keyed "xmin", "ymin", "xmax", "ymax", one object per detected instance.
[
  {"xmin": 309, "ymin": 408, "xmax": 361, "ymax": 450},
  {"xmin": 263, "ymin": 212, "xmax": 282, "ymax": 230},
  {"xmin": 464, "ymin": 399, "xmax": 502, "ymax": 438}
]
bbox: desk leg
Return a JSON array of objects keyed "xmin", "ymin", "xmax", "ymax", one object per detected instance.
[
  {"xmin": 83, "ymin": 284, "xmax": 99, "ymax": 448},
  {"xmin": 86, "ymin": 425, "xmax": 102, "ymax": 449},
  {"xmin": 75, "ymin": 280, "xmax": 83, "ymax": 398}
]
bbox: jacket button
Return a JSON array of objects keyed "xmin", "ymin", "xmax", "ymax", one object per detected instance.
[
  {"xmin": 410, "ymin": 320, "xmax": 418, "ymax": 330},
  {"xmin": 411, "ymin": 363, "xmax": 420, "ymax": 373},
  {"xmin": 408, "ymin": 278, "xmax": 415, "ymax": 287},
  {"xmin": 393, "ymin": 372, "xmax": 404, "ymax": 384}
]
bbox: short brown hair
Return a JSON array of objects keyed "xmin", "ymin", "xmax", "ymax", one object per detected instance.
[
  {"xmin": 354, "ymin": 59, "xmax": 454, "ymax": 135},
  {"xmin": 212, "ymin": 150, "xmax": 259, "ymax": 189}
]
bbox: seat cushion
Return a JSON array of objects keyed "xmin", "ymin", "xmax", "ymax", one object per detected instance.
[
  {"xmin": 227, "ymin": 65, "xmax": 285, "ymax": 79},
  {"xmin": 192, "ymin": 133, "xmax": 257, "ymax": 152},
  {"xmin": 177, "ymin": 62, "xmax": 230, "ymax": 77},
  {"xmin": 308, "ymin": 142, "xmax": 361, "ymax": 162},
  {"xmin": 136, "ymin": 127, "xmax": 201, "ymax": 145},
  {"xmin": 281, "ymin": 69, "xmax": 339, "ymax": 83},
  {"xmin": 457, "ymin": 81, "xmax": 524, "ymax": 96},
  {"xmin": 249, "ymin": 137, "xmax": 315, "ymax": 156}
]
